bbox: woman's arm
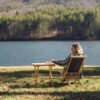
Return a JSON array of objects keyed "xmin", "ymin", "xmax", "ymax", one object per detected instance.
[
  {"xmin": 52, "ymin": 54, "xmax": 71, "ymax": 66},
  {"xmin": 52, "ymin": 60, "xmax": 66, "ymax": 66}
]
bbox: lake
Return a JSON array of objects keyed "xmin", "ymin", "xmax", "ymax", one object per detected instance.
[{"xmin": 0, "ymin": 41, "xmax": 100, "ymax": 66}]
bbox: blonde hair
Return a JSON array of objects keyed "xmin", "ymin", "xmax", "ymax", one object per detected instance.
[{"xmin": 72, "ymin": 43, "xmax": 83, "ymax": 55}]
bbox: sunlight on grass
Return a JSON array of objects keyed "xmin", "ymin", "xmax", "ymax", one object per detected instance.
[{"xmin": 0, "ymin": 66, "xmax": 100, "ymax": 100}]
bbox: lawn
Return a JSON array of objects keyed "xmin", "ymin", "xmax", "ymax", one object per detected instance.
[{"xmin": 0, "ymin": 66, "xmax": 100, "ymax": 100}]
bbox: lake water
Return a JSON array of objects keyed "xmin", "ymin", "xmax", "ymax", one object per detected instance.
[{"xmin": 0, "ymin": 41, "xmax": 100, "ymax": 66}]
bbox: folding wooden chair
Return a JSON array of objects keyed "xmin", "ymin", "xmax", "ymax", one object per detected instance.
[{"xmin": 62, "ymin": 56, "xmax": 86, "ymax": 84}]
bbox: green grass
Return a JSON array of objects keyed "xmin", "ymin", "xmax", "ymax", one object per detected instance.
[{"xmin": 0, "ymin": 66, "xmax": 100, "ymax": 100}]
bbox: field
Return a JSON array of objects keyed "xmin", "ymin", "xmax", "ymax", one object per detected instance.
[{"xmin": 0, "ymin": 66, "xmax": 100, "ymax": 100}]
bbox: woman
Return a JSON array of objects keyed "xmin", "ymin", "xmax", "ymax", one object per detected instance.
[{"xmin": 52, "ymin": 43, "xmax": 83, "ymax": 74}]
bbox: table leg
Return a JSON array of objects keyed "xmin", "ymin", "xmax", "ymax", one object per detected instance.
[
  {"xmin": 49, "ymin": 66, "xmax": 53, "ymax": 84},
  {"xmin": 34, "ymin": 66, "xmax": 39, "ymax": 83},
  {"xmin": 34, "ymin": 66, "xmax": 36, "ymax": 82}
]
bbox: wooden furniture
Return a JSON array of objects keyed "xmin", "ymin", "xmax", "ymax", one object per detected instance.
[
  {"xmin": 32, "ymin": 63, "xmax": 55, "ymax": 84},
  {"xmin": 62, "ymin": 56, "xmax": 86, "ymax": 84}
]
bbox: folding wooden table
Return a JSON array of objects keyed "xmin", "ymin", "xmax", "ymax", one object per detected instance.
[{"xmin": 32, "ymin": 63, "xmax": 55, "ymax": 84}]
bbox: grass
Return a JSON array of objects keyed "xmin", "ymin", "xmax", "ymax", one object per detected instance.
[{"xmin": 0, "ymin": 66, "xmax": 100, "ymax": 100}]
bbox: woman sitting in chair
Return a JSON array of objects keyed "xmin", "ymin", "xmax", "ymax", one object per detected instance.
[{"xmin": 52, "ymin": 43, "xmax": 83, "ymax": 74}]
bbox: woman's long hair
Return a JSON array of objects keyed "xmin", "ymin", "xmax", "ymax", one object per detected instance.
[{"xmin": 72, "ymin": 43, "xmax": 83, "ymax": 55}]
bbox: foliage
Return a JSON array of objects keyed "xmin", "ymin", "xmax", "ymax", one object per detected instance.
[{"xmin": 0, "ymin": 5, "xmax": 100, "ymax": 40}]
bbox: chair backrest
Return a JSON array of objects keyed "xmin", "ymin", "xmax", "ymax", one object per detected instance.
[{"xmin": 67, "ymin": 56, "xmax": 86, "ymax": 73}]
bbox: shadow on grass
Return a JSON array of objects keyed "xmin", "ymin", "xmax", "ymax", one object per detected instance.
[
  {"xmin": 0, "ymin": 67, "xmax": 100, "ymax": 85},
  {"xmin": 0, "ymin": 70, "xmax": 60, "ymax": 84},
  {"xmin": 0, "ymin": 68, "xmax": 100, "ymax": 79},
  {"xmin": 9, "ymin": 82, "xmax": 70, "ymax": 89},
  {"xmin": 0, "ymin": 70, "xmax": 34, "ymax": 79},
  {"xmin": 0, "ymin": 70, "xmax": 58, "ymax": 78},
  {"xmin": 0, "ymin": 70, "xmax": 60, "ymax": 80},
  {"xmin": 0, "ymin": 91, "xmax": 100, "ymax": 100},
  {"xmin": 83, "ymin": 67, "xmax": 100, "ymax": 76}
]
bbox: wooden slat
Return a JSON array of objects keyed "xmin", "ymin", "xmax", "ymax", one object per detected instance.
[{"xmin": 32, "ymin": 63, "xmax": 55, "ymax": 66}]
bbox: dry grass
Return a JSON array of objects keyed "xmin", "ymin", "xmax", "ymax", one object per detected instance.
[{"xmin": 0, "ymin": 66, "xmax": 100, "ymax": 100}]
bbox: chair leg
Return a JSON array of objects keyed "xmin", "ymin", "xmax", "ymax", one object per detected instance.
[
  {"xmin": 62, "ymin": 76, "xmax": 66, "ymax": 82},
  {"xmin": 62, "ymin": 72, "xmax": 68, "ymax": 82}
]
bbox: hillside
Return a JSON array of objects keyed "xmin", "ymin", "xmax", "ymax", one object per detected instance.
[
  {"xmin": 0, "ymin": 0, "xmax": 100, "ymax": 40},
  {"xmin": 0, "ymin": 0, "xmax": 100, "ymax": 15}
]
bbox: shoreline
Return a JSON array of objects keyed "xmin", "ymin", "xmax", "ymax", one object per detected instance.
[
  {"xmin": 0, "ymin": 39, "xmax": 100, "ymax": 41},
  {"xmin": 0, "ymin": 65, "xmax": 99, "ymax": 68}
]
